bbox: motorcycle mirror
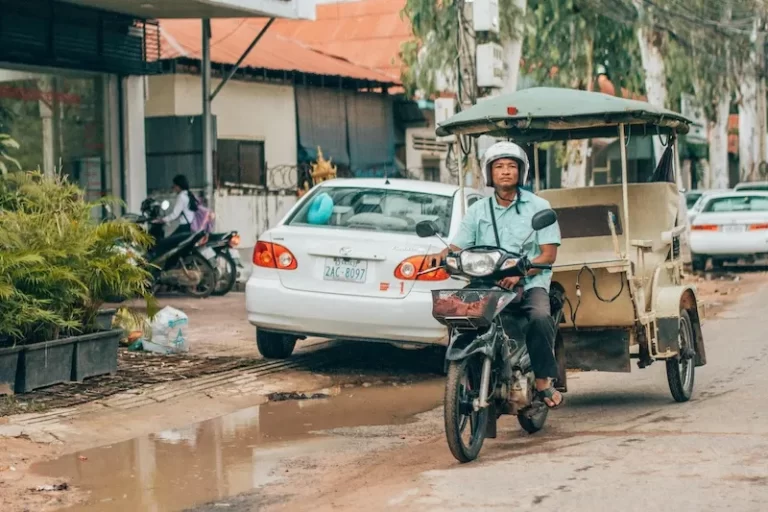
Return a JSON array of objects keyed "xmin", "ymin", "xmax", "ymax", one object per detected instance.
[
  {"xmin": 531, "ymin": 209, "xmax": 557, "ymax": 231},
  {"xmin": 415, "ymin": 220, "xmax": 439, "ymax": 238},
  {"xmin": 161, "ymin": 200, "xmax": 170, "ymax": 211}
]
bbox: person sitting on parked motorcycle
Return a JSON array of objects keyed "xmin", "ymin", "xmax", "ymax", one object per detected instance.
[
  {"xmin": 152, "ymin": 174, "xmax": 198, "ymax": 236},
  {"xmin": 440, "ymin": 141, "xmax": 564, "ymax": 409}
]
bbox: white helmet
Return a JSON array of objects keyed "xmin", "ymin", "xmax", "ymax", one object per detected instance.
[{"xmin": 481, "ymin": 141, "xmax": 529, "ymax": 187}]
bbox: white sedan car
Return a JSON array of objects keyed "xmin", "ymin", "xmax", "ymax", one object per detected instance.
[
  {"xmin": 689, "ymin": 191, "xmax": 768, "ymax": 271},
  {"xmin": 245, "ymin": 179, "xmax": 484, "ymax": 359}
]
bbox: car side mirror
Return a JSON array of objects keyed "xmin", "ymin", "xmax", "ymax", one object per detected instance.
[
  {"xmin": 531, "ymin": 209, "xmax": 557, "ymax": 231},
  {"xmin": 416, "ymin": 220, "xmax": 439, "ymax": 238}
]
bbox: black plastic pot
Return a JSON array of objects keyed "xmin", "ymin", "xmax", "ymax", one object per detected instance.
[
  {"xmin": 0, "ymin": 346, "xmax": 22, "ymax": 395},
  {"xmin": 95, "ymin": 308, "xmax": 117, "ymax": 331},
  {"xmin": 72, "ymin": 329, "xmax": 123, "ymax": 382},
  {"xmin": 16, "ymin": 338, "xmax": 76, "ymax": 393}
]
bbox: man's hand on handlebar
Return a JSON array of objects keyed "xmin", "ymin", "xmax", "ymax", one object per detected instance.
[{"xmin": 497, "ymin": 276, "xmax": 521, "ymax": 290}]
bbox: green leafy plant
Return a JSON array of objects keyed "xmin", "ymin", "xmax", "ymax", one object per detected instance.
[
  {"xmin": 0, "ymin": 171, "xmax": 156, "ymax": 345},
  {"xmin": 0, "ymin": 134, "xmax": 21, "ymax": 175}
]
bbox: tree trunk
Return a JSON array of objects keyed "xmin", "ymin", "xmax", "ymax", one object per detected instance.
[
  {"xmin": 561, "ymin": 34, "xmax": 592, "ymax": 189},
  {"xmin": 501, "ymin": 0, "xmax": 526, "ymax": 94},
  {"xmin": 710, "ymin": 93, "xmax": 731, "ymax": 189},
  {"xmin": 562, "ymin": 140, "xmax": 588, "ymax": 188},
  {"xmin": 635, "ymin": 25, "xmax": 668, "ymax": 164},
  {"xmin": 738, "ymin": 73, "xmax": 759, "ymax": 181}
]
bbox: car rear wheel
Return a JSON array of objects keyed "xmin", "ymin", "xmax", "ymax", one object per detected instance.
[
  {"xmin": 691, "ymin": 254, "xmax": 707, "ymax": 272},
  {"xmin": 256, "ymin": 330, "xmax": 297, "ymax": 359}
]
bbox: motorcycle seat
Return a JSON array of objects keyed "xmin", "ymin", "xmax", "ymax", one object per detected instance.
[{"xmin": 149, "ymin": 232, "xmax": 201, "ymax": 259}]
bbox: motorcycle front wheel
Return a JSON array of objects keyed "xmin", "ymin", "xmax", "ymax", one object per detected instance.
[
  {"xmin": 182, "ymin": 253, "xmax": 217, "ymax": 298},
  {"xmin": 444, "ymin": 355, "xmax": 489, "ymax": 463}
]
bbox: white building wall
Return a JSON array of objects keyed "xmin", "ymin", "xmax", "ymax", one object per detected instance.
[{"xmin": 144, "ymin": 73, "xmax": 299, "ymax": 252}]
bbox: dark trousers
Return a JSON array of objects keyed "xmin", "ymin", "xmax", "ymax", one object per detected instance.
[{"xmin": 504, "ymin": 287, "xmax": 558, "ymax": 379}]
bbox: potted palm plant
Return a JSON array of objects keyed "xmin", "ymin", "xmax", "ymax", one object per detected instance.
[{"xmin": 0, "ymin": 171, "xmax": 155, "ymax": 393}]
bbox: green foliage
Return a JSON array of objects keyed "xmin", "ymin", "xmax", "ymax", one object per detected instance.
[
  {"xmin": 0, "ymin": 171, "xmax": 155, "ymax": 345},
  {"xmin": 0, "ymin": 134, "xmax": 21, "ymax": 175},
  {"xmin": 400, "ymin": 0, "xmax": 523, "ymax": 97},
  {"xmin": 400, "ymin": 0, "xmax": 644, "ymax": 98},
  {"xmin": 524, "ymin": 0, "xmax": 643, "ymax": 95}
]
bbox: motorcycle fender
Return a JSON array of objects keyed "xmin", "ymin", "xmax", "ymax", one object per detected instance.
[
  {"xmin": 445, "ymin": 332, "xmax": 493, "ymax": 362},
  {"xmin": 653, "ymin": 285, "xmax": 706, "ymax": 367}
]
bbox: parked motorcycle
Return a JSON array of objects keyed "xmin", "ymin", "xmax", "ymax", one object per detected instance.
[
  {"xmin": 203, "ymin": 231, "xmax": 243, "ymax": 296},
  {"xmin": 119, "ymin": 198, "xmax": 218, "ymax": 298},
  {"xmin": 415, "ymin": 209, "xmax": 562, "ymax": 463}
]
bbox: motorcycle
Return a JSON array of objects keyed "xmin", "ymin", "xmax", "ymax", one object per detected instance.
[
  {"xmin": 415, "ymin": 208, "xmax": 563, "ymax": 463},
  {"xmin": 203, "ymin": 230, "xmax": 243, "ymax": 296},
  {"xmin": 119, "ymin": 198, "xmax": 218, "ymax": 298}
]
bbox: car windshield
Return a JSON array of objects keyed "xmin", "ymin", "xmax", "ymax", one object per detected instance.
[
  {"xmin": 702, "ymin": 195, "xmax": 768, "ymax": 213},
  {"xmin": 287, "ymin": 186, "xmax": 455, "ymax": 236}
]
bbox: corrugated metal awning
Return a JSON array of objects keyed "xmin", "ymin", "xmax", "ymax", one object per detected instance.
[{"xmin": 59, "ymin": 0, "xmax": 316, "ymax": 20}]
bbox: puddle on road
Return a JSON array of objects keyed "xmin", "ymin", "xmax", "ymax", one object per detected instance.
[{"xmin": 33, "ymin": 380, "xmax": 443, "ymax": 512}]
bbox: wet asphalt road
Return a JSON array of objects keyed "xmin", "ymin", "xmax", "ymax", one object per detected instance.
[{"xmin": 187, "ymin": 279, "xmax": 768, "ymax": 512}]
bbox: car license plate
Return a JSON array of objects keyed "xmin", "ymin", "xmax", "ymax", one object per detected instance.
[
  {"xmin": 324, "ymin": 257, "xmax": 368, "ymax": 283},
  {"xmin": 722, "ymin": 225, "xmax": 746, "ymax": 233},
  {"xmin": 200, "ymin": 247, "xmax": 216, "ymax": 260}
]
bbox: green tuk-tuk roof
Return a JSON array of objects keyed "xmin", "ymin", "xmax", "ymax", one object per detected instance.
[{"xmin": 435, "ymin": 87, "xmax": 692, "ymax": 142}]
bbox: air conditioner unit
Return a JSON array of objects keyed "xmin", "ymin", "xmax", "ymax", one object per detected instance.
[
  {"xmin": 406, "ymin": 128, "xmax": 450, "ymax": 179},
  {"xmin": 411, "ymin": 134, "xmax": 450, "ymax": 156},
  {"xmin": 435, "ymin": 97, "xmax": 456, "ymax": 142},
  {"xmin": 477, "ymin": 42, "xmax": 504, "ymax": 89},
  {"xmin": 473, "ymin": 0, "xmax": 500, "ymax": 34}
]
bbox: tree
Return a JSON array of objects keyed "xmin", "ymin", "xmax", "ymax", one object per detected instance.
[{"xmin": 523, "ymin": 0, "xmax": 643, "ymax": 186}]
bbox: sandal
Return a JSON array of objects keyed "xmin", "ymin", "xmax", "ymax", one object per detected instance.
[{"xmin": 536, "ymin": 387, "xmax": 565, "ymax": 409}]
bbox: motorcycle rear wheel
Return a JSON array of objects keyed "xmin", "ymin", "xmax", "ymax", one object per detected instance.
[
  {"xmin": 444, "ymin": 356, "xmax": 489, "ymax": 463},
  {"xmin": 212, "ymin": 251, "xmax": 237, "ymax": 296},
  {"xmin": 517, "ymin": 404, "xmax": 549, "ymax": 434}
]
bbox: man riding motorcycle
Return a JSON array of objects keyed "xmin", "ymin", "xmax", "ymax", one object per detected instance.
[{"xmin": 440, "ymin": 141, "xmax": 564, "ymax": 409}]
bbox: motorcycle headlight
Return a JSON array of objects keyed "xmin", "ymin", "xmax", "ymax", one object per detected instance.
[{"xmin": 460, "ymin": 250, "xmax": 501, "ymax": 276}]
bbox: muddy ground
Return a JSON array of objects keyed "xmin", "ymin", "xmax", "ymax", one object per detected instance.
[{"xmin": 1, "ymin": 267, "xmax": 767, "ymax": 512}]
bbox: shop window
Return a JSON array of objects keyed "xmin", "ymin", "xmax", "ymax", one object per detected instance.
[{"xmin": 217, "ymin": 139, "xmax": 266, "ymax": 188}]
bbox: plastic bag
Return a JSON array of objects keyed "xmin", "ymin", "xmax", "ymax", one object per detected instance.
[{"xmin": 145, "ymin": 306, "xmax": 189, "ymax": 354}]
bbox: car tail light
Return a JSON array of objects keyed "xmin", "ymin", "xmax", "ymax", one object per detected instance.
[
  {"xmin": 253, "ymin": 241, "xmax": 298, "ymax": 270},
  {"xmin": 394, "ymin": 255, "xmax": 449, "ymax": 281},
  {"xmin": 748, "ymin": 223, "xmax": 768, "ymax": 231},
  {"xmin": 691, "ymin": 224, "xmax": 718, "ymax": 231},
  {"xmin": 229, "ymin": 233, "xmax": 241, "ymax": 247}
]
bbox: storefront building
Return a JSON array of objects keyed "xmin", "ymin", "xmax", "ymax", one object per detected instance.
[
  {"xmin": 0, "ymin": 0, "xmax": 161, "ymax": 211},
  {"xmin": 0, "ymin": 0, "xmax": 316, "ymax": 213}
]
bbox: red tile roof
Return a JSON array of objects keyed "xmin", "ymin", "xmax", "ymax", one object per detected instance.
[
  {"xmin": 268, "ymin": 0, "xmax": 409, "ymax": 82},
  {"xmin": 158, "ymin": 18, "xmax": 400, "ymax": 85}
]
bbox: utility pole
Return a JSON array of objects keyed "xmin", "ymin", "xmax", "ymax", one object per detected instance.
[{"xmin": 455, "ymin": 0, "xmax": 481, "ymax": 194}]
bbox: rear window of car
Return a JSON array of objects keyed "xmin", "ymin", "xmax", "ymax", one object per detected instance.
[
  {"xmin": 686, "ymin": 193, "xmax": 703, "ymax": 209},
  {"xmin": 702, "ymin": 195, "xmax": 768, "ymax": 213},
  {"xmin": 287, "ymin": 186, "xmax": 455, "ymax": 236},
  {"xmin": 735, "ymin": 183, "xmax": 768, "ymax": 191}
]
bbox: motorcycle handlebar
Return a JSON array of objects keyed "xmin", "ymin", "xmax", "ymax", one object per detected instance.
[{"xmin": 529, "ymin": 263, "xmax": 553, "ymax": 271}]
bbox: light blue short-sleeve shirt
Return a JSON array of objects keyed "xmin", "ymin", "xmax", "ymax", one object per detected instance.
[{"xmin": 451, "ymin": 189, "xmax": 561, "ymax": 292}]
